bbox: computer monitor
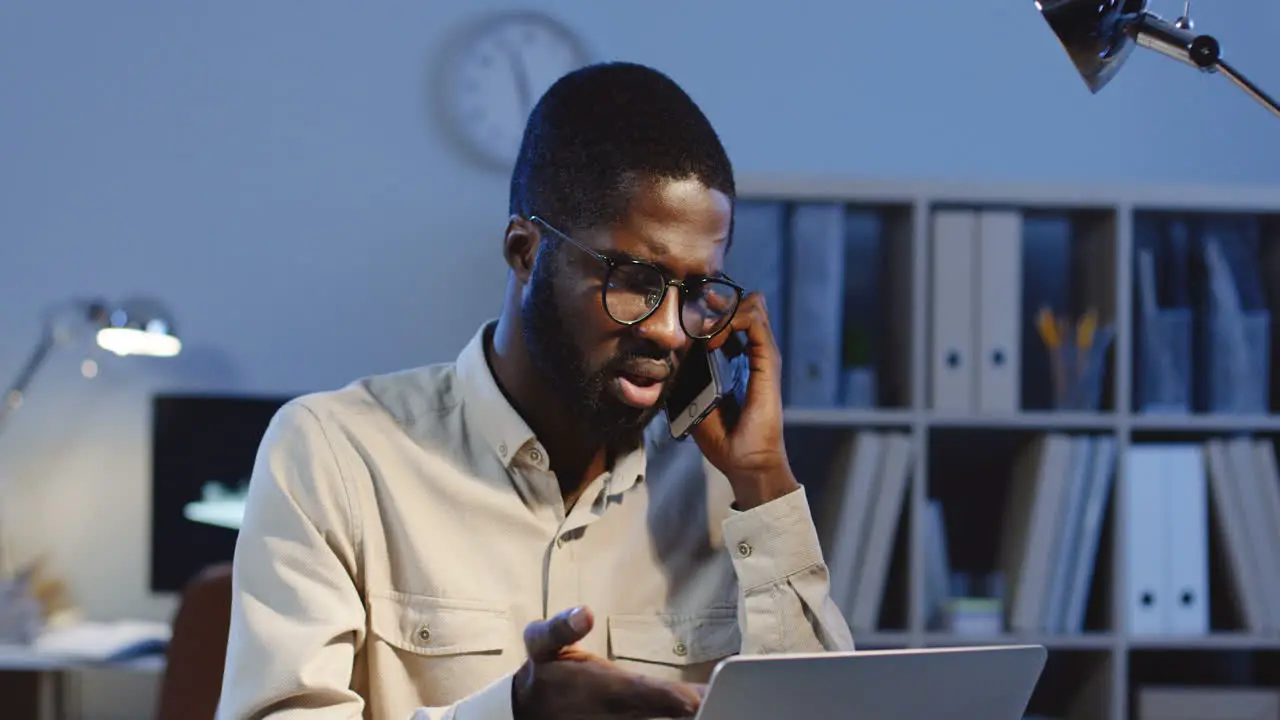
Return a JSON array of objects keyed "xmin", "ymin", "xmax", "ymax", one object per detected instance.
[{"xmin": 149, "ymin": 392, "xmax": 292, "ymax": 593}]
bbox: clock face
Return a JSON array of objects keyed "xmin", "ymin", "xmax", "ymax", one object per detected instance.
[{"xmin": 439, "ymin": 11, "xmax": 591, "ymax": 169}]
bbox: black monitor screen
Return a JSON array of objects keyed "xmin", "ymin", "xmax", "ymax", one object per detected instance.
[{"xmin": 149, "ymin": 393, "xmax": 292, "ymax": 592}]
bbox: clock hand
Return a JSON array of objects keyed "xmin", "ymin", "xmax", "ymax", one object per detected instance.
[{"xmin": 503, "ymin": 44, "xmax": 534, "ymax": 117}]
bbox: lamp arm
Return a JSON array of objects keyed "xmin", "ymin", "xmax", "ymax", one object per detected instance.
[
  {"xmin": 1132, "ymin": 13, "xmax": 1280, "ymax": 120},
  {"xmin": 0, "ymin": 330, "xmax": 59, "ymax": 438},
  {"xmin": 1215, "ymin": 58, "xmax": 1280, "ymax": 120},
  {"xmin": 0, "ymin": 300, "xmax": 107, "ymax": 439}
]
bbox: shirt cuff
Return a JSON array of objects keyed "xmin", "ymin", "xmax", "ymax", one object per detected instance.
[
  {"xmin": 720, "ymin": 484, "xmax": 825, "ymax": 591},
  {"xmin": 438, "ymin": 671, "xmax": 515, "ymax": 720}
]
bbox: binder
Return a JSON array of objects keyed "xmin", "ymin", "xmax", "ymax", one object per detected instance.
[
  {"xmin": 1122, "ymin": 445, "xmax": 1167, "ymax": 636},
  {"xmin": 822, "ymin": 431, "xmax": 885, "ymax": 614},
  {"xmin": 929, "ymin": 209, "xmax": 978, "ymax": 412},
  {"xmin": 1202, "ymin": 439, "xmax": 1266, "ymax": 632},
  {"xmin": 1250, "ymin": 439, "xmax": 1280, "ymax": 614},
  {"xmin": 849, "ymin": 433, "xmax": 913, "ymax": 632},
  {"xmin": 1061, "ymin": 436, "xmax": 1116, "ymax": 634},
  {"xmin": 727, "ymin": 201, "xmax": 787, "ymax": 357},
  {"xmin": 1044, "ymin": 435, "xmax": 1094, "ymax": 633},
  {"xmin": 1001, "ymin": 434, "xmax": 1073, "ymax": 633},
  {"xmin": 1224, "ymin": 436, "xmax": 1280, "ymax": 632},
  {"xmin": 975, "ymin": 210, "xmax": 1023, "ymax": 414},
  {"xmin": 785, "ymin": 204, "xmax": 846, "ymax": 407},
  {"xmin": 1162, "ymin": 444, "xmax": 1209, "ymax": 635}
]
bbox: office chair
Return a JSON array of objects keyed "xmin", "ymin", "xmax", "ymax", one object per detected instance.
[{"xmin": 154, "ymin": 562, "xmax": 234, "ymax": 720}]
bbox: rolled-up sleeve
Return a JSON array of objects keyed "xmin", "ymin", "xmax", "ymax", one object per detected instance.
[{"xmin": 721, "ymin": 485, "xmax": 856, "ymax": 654}]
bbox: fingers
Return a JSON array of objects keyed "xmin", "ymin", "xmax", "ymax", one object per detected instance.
[
  {"xmin": 614, "ymin": 674, "xmax": 703, "ymax": 719},
  {"xmin": 650, "ymin": 679, "xmax": 705, "ymax": 719},
  {"xmin": 704, "ymin": 286, "xmax": 736, "ymax": 315},
  {"xmin": 516, "ymin": 645, "xmax": 705, "ymax": 720},
  {"xmin": 524, "ymin": 605, "xmax": 594, "ymax": 662},
  {"xmin": 709, "ymin": 292, "xmax": 779, "ymax": 372}
]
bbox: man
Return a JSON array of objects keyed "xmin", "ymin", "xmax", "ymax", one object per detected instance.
[{"xmin": 218, "ymin": 61, "xmax": 854, "ymax": 720}]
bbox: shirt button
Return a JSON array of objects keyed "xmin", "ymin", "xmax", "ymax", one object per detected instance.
[
  {"xmin": 736, "ymin": 541, "xmax": 752, "ymax": 558},
  {"xmin": 673, "ymin": 640, "xmax": 688, "ymax": 657},
  {"xmin": 416, "ymin": 625, "xmax": 431, "ymax": 642},
  {"xmin": 498, "ymin": 443, "xmax": 508, "ymax": 457},
  {"xmin": 529, "ymin": 448, "xmax": 542, "ymax": 464},
  {"xmin": 555, "ymin": 535, "xmax": 565, "ymax": 549}
]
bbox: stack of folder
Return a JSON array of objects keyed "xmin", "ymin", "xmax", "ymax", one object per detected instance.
[{"xmin": 817, "ymin": 430, "xmax": 914, "ymax": 632}]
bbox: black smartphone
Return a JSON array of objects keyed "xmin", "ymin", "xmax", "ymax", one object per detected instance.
[{"xmin": 664, "ymin": 331, "xmax": 749, "ymax": 440}]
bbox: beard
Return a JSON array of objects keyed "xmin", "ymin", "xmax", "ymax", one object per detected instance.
[{"xmin": 521, "ymin": 241, "xmax": 674, "ymax": 451}]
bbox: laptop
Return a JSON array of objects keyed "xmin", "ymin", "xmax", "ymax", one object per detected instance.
[{"xmin": 696, "ymin": 645, "xmax": 1047, "ymax": 720}]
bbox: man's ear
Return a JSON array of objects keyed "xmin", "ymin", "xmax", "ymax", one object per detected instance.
[{"xmin": 503, "ymin": 215, "xmax": 541, "ymax": 284}]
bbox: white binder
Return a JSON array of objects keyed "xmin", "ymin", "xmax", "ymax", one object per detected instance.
[
  {"xmin": 975, "ymin": 210, "xmax": 1023, "ymax": 414},
  {"xmin": 1122, "ymin": 445, "xmax": 1167, "ymax": 636},
  {"xmin": 929, "ymin": 209, "xmax": 977, "ymax": 412},
  {"xmin": 1162, "ymin": 444, "xmax": 1209, "ymax": 635}
]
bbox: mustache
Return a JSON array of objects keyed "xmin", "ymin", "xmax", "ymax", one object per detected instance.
[{"xmin": 606, "ymin": 345, "xmax": 678, "ymax": 375}]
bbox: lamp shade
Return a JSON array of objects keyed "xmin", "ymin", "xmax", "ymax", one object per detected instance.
[
  {"xmin": 92, "ymin": 298, "xmax": 182, "ymax": 358},
  {"xmin": 1036, "ymin": 0, "xmax": 1148, "ymax": 93}
]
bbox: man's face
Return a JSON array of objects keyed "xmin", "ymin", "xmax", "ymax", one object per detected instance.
[{"xmin": 521, "ymin": 176, "xmax": 733, "ymax": 450}]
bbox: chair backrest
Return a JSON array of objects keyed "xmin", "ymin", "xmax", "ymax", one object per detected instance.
[{"xmin": 155, "ymin": 561, "xmax": 234, "ymax": 720}]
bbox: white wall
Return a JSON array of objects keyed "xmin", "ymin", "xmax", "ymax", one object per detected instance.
[{"xmin": 1, "ymin": 1, "xmax": 1277, "ymax": 716}]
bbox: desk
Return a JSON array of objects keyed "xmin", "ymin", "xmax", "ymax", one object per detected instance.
[{"xmin": 0, "ymin": 645, "xmax": 164, "ymax": 720}]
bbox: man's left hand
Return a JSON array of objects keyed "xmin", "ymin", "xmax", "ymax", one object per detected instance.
[{"xmin": 690, "ymin": 292, "xmax": 800, "ymax": 509}]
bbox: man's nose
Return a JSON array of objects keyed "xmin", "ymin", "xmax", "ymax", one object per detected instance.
[{"xmin": 636, "ymin": 285, "xmax": 686, "ymax": 352}]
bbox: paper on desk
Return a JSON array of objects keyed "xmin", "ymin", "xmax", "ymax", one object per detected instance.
[{"xmin": 33, "ymin": 620, "xmax": 171, "ymax": 662}]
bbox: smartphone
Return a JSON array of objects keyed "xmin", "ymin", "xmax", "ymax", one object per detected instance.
[{"xmin": 664, "ymin": 332, "xmax": 750, "ymax": 440}]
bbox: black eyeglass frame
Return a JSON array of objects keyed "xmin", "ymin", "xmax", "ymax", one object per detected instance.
[{"xmin": 528, "ymin": 215, "xmax": 745, "ymax": 340}]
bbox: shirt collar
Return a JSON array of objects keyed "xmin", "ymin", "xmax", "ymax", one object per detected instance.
[
  {"xmin": 454, "ymin": 320, "xmax": 649, "ymax": 495},
  {"xmin": 455, "ymin": 321, "xmax": 538, "ymax": 469}
]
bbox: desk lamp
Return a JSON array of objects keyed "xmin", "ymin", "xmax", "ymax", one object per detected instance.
[
  {"xmin": 1036, "ymin": 0, "xmax": 1280, "ymax": 119},
  {"xmin": 0, "ymin": 297, "xmax": 182, "ymax": 437}
]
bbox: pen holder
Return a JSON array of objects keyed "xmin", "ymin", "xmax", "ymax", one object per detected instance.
[
  {"xmin": 1201, "ymin": 308, "xmax": 1270, "ymax": 414},
  {"xmin": 1136, "ymin": 309, "xmax": 1193, "ymax": 414},
  {"xmin": 1050, "ymin": 324, "xmax": 1115, "ymax": 411}
]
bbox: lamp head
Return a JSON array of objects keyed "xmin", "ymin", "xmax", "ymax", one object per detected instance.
[
  {"xmin": 1035, "ymin": 0, "xmax": 1149, "ymax": 93},
  {"xmin": 90, "ymin": 298, "xmax": 182, "ymax": 358}
]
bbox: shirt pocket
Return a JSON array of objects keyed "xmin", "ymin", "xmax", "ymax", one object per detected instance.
[
  {"xmin": 367, "ymin": 591, "xmax": 513, "ymax": 703},
  {"xmin": 607, "ymin": 607, "xmax": 741, "ymax": 680},
  {"xmin": 369, "ymin": 591, "xmax": 510, "ymax": 656}
]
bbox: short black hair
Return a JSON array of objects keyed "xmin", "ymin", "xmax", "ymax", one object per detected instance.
[{"xmin": 509, "ymin": 62, "xmax": 735, "ymax": 233}]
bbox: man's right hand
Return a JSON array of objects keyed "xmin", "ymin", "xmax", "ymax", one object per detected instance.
[{"xmin": 512, "ymin": 605, "xmax": 706, "ymax": 720}]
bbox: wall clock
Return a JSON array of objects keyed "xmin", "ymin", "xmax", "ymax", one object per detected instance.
[{"xmin": 436, "ymin": 10, "xmax": 592, "ymax": 170}]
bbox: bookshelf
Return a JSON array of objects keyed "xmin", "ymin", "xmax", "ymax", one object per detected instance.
[{"xmin": 735, "ymin": 175, "xmax": 1280, "ymax": 720}]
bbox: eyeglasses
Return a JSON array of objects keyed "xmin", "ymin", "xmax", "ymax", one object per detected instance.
[{"xmin": 529, "ymin": 215, "xmax": 744, "ymax": 340}]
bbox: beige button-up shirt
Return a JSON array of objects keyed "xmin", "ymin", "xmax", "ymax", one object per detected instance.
[{"xmin": 217, "ymin": 321, "xmax": 854, "ymax": 720}]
